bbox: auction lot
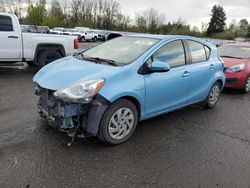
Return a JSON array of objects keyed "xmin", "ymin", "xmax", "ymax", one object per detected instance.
[{"xmin": 0, "ymin": 42, "xmax": 250, "ymax": 188}]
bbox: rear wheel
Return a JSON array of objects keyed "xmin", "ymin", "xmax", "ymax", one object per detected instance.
[
  {"xmin": 98, "ymin": 99, "xmax": 138, "ymax": 145},
  {"xmin": 204, "ymin": 82, "xmax": 221, "ymax": 108},
  {"xmin": 243, "ymin": 76, "xmax": 250, "ymax": 93},
  {"xmin": 37, "ymin": 50, "xmax": 62, "ymax": 68},
  {"xmin": 93, "ymin": 37, "xmax": 97, "ymax": 42}
]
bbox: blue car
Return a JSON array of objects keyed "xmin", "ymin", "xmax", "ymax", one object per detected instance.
[{"xmin": 33, "ymin": 35, "xmax": 225, "ymax": 145}]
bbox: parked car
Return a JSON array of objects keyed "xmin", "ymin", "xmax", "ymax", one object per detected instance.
[
  {"xmin": 63, "ymin": 28, "xmax": 77, "ymax": 35},
  {"xmin": 73, "ymin": 27, "xmax": 90, "ymax": 42},
  {"xmin": 20, "ymin": 24, "xmax": 39, "ymax": 33},
  {"xmin": 37, "ymin": 26, "xmax": 50, "ymax": 34},
  {"xmin": 84, "ymin": 30, "xmax": 98, "ymax": 42},
  {"xmin": 218, "ymin": 43, "xmax": 250, "ymax": 93},
  {"xmin": 33, "ymin": 35, "xmax": 225, "ymax": 145},
  {"xmin": 0, "ymin": 13, "xmax": 78, "ymax": 67},
  {"xmin": 51, "ymin": 27, "xmax": 65, "ymax": 35}
]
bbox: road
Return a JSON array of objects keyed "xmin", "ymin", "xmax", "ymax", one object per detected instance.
[{"xmin": 0, "ymin": 42, "xmax": 250, "ymax": 188}]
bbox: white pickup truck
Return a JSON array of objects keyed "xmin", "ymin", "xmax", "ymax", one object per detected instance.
[
  {"xmin": 84, "ymin": 30, "xmax": 98, "ymax": 42},
  {"xmin": 0, "ymin": 12, "xmax": 78, "ymax": 67}
]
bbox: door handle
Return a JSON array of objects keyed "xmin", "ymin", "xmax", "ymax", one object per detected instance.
[
  {"xmin": 8, "ymin": 36, "xmax": 19, "ymax": 39},
  {"xmin": 182, "ymin": 71, "xmax": 190, "ymax": 77}
]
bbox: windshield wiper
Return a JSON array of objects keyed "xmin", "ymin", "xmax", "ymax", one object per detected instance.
[
  {"xmin": 220, "ymin": 55, "xmax": 243, "ymax": 59},
  {"xmin": 74, "ymin": 53, "xmax": 118, "ymax": 66},
  {"xmin": 81, "ymin": 55, "xmax": 118, "ymax": 66}
]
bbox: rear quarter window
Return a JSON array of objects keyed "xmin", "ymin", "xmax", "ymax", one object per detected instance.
[
  {"xmin": 204, "ymin": 46, "xmax": 211, "ymax": 60},
  {"xmin": 188, "ymin": 40, "xmax": 207, "ymax": 63},
  {"xmin": 0, "ymin": 15, "xmax": 13, "ymax": 31}
]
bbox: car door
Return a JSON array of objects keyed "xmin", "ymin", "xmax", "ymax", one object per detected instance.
[
  {"xmin": 144, "ymin": 40, "xmax": 191, "ymax": 116},
  {"xmin": 0, "ymin": 15, "xmax": 21, "ymax": 60},
  {"xmin": 186, "ymin": 40, "xmax": 214, "ymax": 102}
]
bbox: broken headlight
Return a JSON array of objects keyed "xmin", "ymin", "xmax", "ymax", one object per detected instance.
[{"xmin": 54, "ymin": 79, "xmax": 105, "ymax": 103}]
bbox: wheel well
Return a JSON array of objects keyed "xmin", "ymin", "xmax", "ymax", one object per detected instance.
[
  {"xmin": 120, "ymin": 96, "xmax": 141, "ymax": 119},
  {"xmin": 216, "ymin": 79, "xmax": 223, "ymax": 88},
  {"xmin": 34, "ymin": 44, "xmax": 65, "ymax": 64}
]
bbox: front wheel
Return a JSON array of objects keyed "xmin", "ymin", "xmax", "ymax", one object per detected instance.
[
  {"xmin": 204, "ymin": 82, "xmax": 222, "ymax": 108},
  {"xmin": 243, "ymin": 76, "xmax": 250, "ymax": 93},
  {"xmin": 98, "ymin": 99, "xmax": 138, "ymax": 145}
]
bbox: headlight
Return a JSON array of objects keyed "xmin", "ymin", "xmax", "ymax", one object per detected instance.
[
  {"xmin": 54, "ymin": 79, "xmax": 105, "ymax": 103},
  {"xmin": 225, "ymin": 63, "xmax": 246, "ymax": 73}
]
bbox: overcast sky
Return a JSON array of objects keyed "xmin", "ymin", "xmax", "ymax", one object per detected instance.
[{"xmin": 116, "ymin": 0, "xmax": 250, "ymax": 30}]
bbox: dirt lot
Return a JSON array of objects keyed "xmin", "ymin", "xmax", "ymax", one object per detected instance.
[{"xmin": 0, "ymin": 42, "xmax": 250, "ymax": 188}]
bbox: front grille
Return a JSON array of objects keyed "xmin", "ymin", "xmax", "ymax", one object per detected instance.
[{"xmin": 226, "ymin": 78, "xmax": 238, "ymax": 85}]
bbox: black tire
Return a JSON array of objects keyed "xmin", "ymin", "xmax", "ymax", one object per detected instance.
[
  {"xmin": 37, "ymin": 50, "xmax": 62, "ymax": 68},
  {"xmin": 204, "ymin": 81, "xmax": 222, "ymax": 108},
  {"xmin": 26, "ymin": 61, "xmax": 37, "ymax": 67},
  {"xmin": 242, "ymin": 76, "xmax": 250, "ymax": 94},
  {"xmin": 81, "ymin": 36, "xmax": 85, "ymax": 42},
  {"xmin": 93, "ymin": 37, "xmax": 97, "ymax": 42},
  {"xmin": 98, "ymin": 99, "xmax": 138, "ymax": 145}
]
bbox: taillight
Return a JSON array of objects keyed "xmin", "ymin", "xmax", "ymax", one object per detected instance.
[{"xmin": 74, "ymin": 38, "xmax": 78, "ymax": 49}]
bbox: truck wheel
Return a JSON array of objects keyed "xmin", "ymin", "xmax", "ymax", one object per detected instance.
[
  {"xmin": 81, "ymin": 37, "xmax": 85, "ymax": 42},
  {"xmin": 98, "ymin": 99, "xmax": 138, "ymax": 145},
  {"xmin": 37, "ymin": 50, "xmax": 62, "ymax": 68},
  {"xmin": 93, "ymin": 37, "xmax": 97, "ymax": 42}
]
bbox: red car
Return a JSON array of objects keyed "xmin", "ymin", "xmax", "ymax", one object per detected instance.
[{"xmin": 218, "ymin": 43, "xmax": 250, "ymax": 93}]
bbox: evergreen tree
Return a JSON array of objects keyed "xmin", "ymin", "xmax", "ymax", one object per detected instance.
[{"xmin": 206, "ymin": 5, "xmax": 226, "ymax": 36}]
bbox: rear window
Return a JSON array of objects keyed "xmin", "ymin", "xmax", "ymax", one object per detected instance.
[
  {"xmin": 188, "ymin": 40, "xmax": 207, "ymax": 63},
  {"xmin": 0, "ymin": 15, "xmax": 13, "ymax": 31}
]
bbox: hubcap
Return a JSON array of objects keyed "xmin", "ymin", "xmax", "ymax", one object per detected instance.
[
  {"xmin": 209, "ymin": 85, "xmax": 220, "ymax": 106},
  {"xmin": 108, "ymin": 107, "xmax": 134, "ymax": 140},
  {"xmin": 245, "ymin": 77, "xmax": 250, "ymax": 93}
]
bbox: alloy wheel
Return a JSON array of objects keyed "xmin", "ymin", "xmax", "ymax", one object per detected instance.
[
  {"xmin": 245, "ymin": 77, "xmax": 250, "ymax": 93},
  {"xmin": 209, "ymin": 84, "xmax": 220, "ymax": 106}
]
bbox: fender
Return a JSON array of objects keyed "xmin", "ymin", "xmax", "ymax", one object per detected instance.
[{"xmin": 33, "ymin": 43, "xmax": 66, "ymax": 64}]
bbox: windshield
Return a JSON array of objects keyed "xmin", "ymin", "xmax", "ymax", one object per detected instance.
[
  {"xmin": 81, "ymin": 36, "xmax": 159, "ymax": 66},
  {"xmin": 218, "ymin": 45, "xmax": 250, "ymax": 59}
]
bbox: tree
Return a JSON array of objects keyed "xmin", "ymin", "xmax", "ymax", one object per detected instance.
[
  {"xmin": 0, "ymin": 0, "xmax": 6, "ymax": 12},
  {"xmin": 206, "ymin": 5, "xmax": 226, "ymax": 36},
  {"xmin": 237, "ymin": 19, "xmax": 249, "ymax": 37},
  {"xmin": 27, "ymin": 0, "xmax": 47, "ymax": 25},
  {"xmin": 43, "ymin": 0, "xmax": 64, "ymax": 28}
]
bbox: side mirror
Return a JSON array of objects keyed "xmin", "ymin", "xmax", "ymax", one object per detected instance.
[{"xmin": 149, "ymin": 60, "xmax": 170, "ymax": 73}]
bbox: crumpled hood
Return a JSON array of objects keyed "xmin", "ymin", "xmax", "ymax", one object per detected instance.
[{"xmin": 33, "ymin": 56, "xmax": 119, "ymax": 90}]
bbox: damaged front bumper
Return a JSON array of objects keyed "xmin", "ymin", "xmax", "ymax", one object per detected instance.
[{"xmin": 35, "ymin": 85, "xmax": 109, "ymax": 138}]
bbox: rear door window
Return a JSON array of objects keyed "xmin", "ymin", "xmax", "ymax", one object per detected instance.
[
  {"xmin": 188, "ymin": 40, "xmax": 207, "ymax": 63},
  {"xmin": 0, "ymin": 15, "xmax": 13, "ymax": 31}
]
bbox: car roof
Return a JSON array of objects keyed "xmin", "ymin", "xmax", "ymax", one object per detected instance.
[{"xmin": 122, "ymin": 34, "xmax": 212, "ymax": 46}]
